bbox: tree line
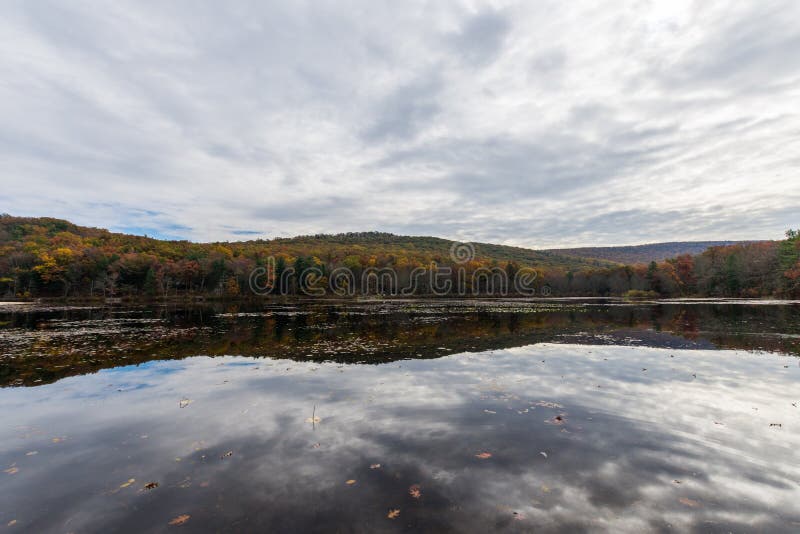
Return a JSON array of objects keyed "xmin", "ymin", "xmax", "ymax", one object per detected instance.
[{"xmin": 1, "ymin": 215, "xmax": 798, "ymax": 299}]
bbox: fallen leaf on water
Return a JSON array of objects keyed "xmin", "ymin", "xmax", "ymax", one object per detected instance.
[
  {"xmin": 387, "ymin": 509, "xmax": 400, "ymax": 519},
  {"xmin": 4, "ymin": 467, "xmax": 19, "ymax": 475},
  {"xmin": 179, "ymin": 398, "xmax": 192, "ymax": 409},
  {"xmin": 25, "ymin": 451, "xmax": 37, "ymax": 456},
  {"xmin": 540, "ymin": 452, "xmax": 548, "ymax": 459},
  {"xmin": 305, "ymin": 416, "xmax": 322, "ymax": 424},
  {"xmin": 346, "ymin": 479, "xmax": 356, "ymax": 485},
  {"xmin": 168, "ymin": 514, "xmax": 190, "ymax": 526},
  {"xmin": 7, "ymin": 520, "xmax": 16, "ymax": 527},
  {"xmin": 483, "ymin": 410, "xmax": 496, "ymax": 414},
  {"xmin": 475, "ymin": 452, "xmax": 492, "ymax": 459},
  {"xmin": 679, "ymin": 497, "xmax": 701, "ymax": 508},
  {"xmin": 119, "ymin": 478, "xmax": 135, "ymax": 488},
  {"xmin": 51, "ymin": 438, "xmax": 63, "ymax": 444},
  {"xmin": 546, "ymin": 414, "xmax": 566, "ymax": 425},
  {"xmin": 369, "ymin": 463, "xmax": 381, "ymax": 469},
  {"xmin": 144, "ymin": 482, "xmax": 159, "ymax": 490},
  {"xmin": 409, "ymin": 484, "xmax": 421, "ymax": 499}
]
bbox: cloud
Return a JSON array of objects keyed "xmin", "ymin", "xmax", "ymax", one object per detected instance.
[
  {"xmin": 361, "ymin": 73, "xmax": 443, "ymax": 142},
  {"xmin": 447, "ymin": 8, "xmax": 511, "ymax": 66},
  {"xmin": 0, "ymin": 0, "xmax": 798, "ymax": 246}
]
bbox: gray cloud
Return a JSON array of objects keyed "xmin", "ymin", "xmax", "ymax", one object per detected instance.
[
  {"xmin": 661, "ymin": 2, "xmax": 800, "ymax": 90},
  {"xmin": 0, "ymin": 0, "xmax": 798, "ymax": 246},
  {"xmin": 447, "ymin": 9, "xmax": 511, "ymax": 66},
  {"xmin": 361, "ymin": 73, "xmax": 443, "ymax": 142}
]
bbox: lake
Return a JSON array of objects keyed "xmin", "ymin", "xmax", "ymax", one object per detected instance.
[{"xmin": 1, "ymin": 299, "xmax": 799, "ymax": 532}]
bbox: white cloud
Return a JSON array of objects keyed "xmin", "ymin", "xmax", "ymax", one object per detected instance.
[{"xmin": 1, "ymin": 0, "xmax": 798, "ymax": 246}]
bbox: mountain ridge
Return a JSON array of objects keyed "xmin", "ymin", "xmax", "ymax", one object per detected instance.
[
  {"xmin": 543, "ymin": 241, "xmax": 768, "ymax": 264},
  {"xmin": 2, "ymin": 215, "xmax": 768, "ymax": 269}
]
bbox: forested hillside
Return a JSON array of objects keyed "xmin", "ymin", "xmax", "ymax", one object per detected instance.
[
  {"xmin": 545, "ymin": 241, "xmax": 748, "ymax": 264},
  {"xmin": 0, "ymin": 215, "xmax": 608, "ymax": 298},
  {"xmin": 542, "ymin": 236, "xmax": 799, "ymax": 298},
  {"xmin": 0, "ymin": 215, "xmax": 797, "ymax": 299}
]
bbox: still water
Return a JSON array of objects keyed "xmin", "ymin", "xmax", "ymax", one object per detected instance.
[{"xmin": 1, "ymin": 299, "xmax": 799, "ymax": 532}]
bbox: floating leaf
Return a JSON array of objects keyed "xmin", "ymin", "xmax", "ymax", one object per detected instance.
[
  {"xmin": 679, "ymin": 497, "xmax": 701, "ymax": 508},
  {"xmin": 409, "ymin": 484, "xmax": 421, "ymax": 499},
  {"xmin": 540, "ymin": 452, "xmax": 548, "ymax": 459},
  {"xmin": 7, "ymin": 520, "xmax": 16, "ymax": 527},
  {"xmin": 179, "ymin": 398, "xmax": 192, "ymax": 409},
  {"xmin": 168, "ymin": 514, "xmax": 190, "ymax": 526},
  {"xmin": 387, "ymin": 509, "xmax": 400, "ymax": 519},
  {"xmin": 346, "ymin": 479, "xmax": 356, "ymax": 485},
  {"xmin": 25, "ymin": 451, "xmax": 37, "ymax": 456},
  {"xmin": 144, "ymin": 482, "xmax": 159, "ymax": 490},
  {"xmin": 4, "ymin": 467, "xmax": 19, "ymax": 475},
  {"xmin": 475, "ymin": 452, "xmax": 492, "ymax": 459},
  {"xmin": 119, "ymin": 478, "xmax": 135, "ymax": 488},
  {"xmin": 305, "ymin": 416, "xmax": 322, "ymax": 424},
  {"xmin": 547, "ymin": 414, "xmax": 566, "ymax": 425},
  {"xmin": 483, "ymin": 410, "xmax": 496, "ymax": 414},
  {"xmin": 369, "ymin": 463, "xmax": 381, "ymax": 469}
]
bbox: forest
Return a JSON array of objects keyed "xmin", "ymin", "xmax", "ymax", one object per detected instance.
[
  {"xmin": 1, "ymin": 215, "xmax": 798, "ymax": 299},
  {"xmin": 545, "ymin": 241, "xmax": 744, "ymax": 264}
]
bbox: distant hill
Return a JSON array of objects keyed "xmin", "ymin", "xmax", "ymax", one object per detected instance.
[
  {"xmin": 0, "ymin": 215, "xmax": 614, "ymax": 298},
  {"xmin": 544, "ymin": 241, "xmax": 753, "ymax": 264},
  {"xmin": 2, "ymin": 215, "xmax": 796, "ymax": 299},
  {"xmin": 0, "ymin": 216, "xmax": 612, "ymax": 271},
  {"xmin": 278, "ymin": 232, "xmax": 616, "ymax": 270}
]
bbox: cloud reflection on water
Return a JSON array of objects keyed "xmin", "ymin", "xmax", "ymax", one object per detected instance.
[{"xmin": 1, "ymin": 342, "xmax": 799, "ymax": 532}]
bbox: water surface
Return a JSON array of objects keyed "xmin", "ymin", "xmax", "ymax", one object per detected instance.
[{"xmin": 1, "ymin": 300, "xmax": 799, "ymax": 532}]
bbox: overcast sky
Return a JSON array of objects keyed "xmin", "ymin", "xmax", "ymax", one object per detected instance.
[{"xmin": 1, "ymin": 1, "xmax": 799, "ymax": 247}]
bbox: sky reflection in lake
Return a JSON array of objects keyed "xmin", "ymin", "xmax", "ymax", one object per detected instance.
[{"xmin": 1, "ymin": 321, "xmax": 799, "ymax": 532}]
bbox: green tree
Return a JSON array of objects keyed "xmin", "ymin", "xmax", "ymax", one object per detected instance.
[{"xmin": 725, "ymin": 254, "xmax": 741, "ymax": 295}]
